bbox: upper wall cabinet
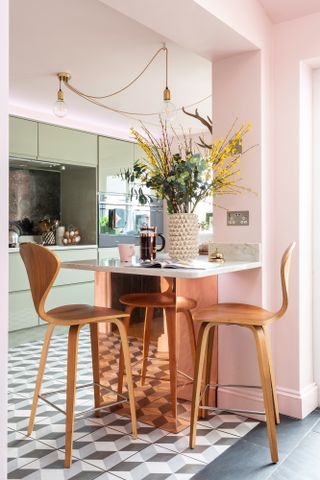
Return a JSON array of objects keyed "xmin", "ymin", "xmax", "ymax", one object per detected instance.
[
  {"xmin": 9, "ymin": 116, "xmax": 38, "ymax": 159},
  {"xmin": 38, "ymin": 123, "xmax": 97, "ymax": 166},
  {"xmin": 98, "ymin": 136, "xmax": 134, "ymax": 192}
]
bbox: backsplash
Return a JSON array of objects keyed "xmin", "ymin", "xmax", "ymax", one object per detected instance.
[{"xmin": 9, "ymin": 168, "xmax": 60, "ymax": 233}]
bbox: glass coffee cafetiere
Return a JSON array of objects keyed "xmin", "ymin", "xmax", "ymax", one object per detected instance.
[{"xmin": 140, "ymin": 226, "xmax": 166, "ymax": 261}]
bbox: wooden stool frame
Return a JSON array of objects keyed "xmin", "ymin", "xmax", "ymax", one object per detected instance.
[{"xmin": 19, "ymin": 243, "xmax": 137, "ymax": 468}]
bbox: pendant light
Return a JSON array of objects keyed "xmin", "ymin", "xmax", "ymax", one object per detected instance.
[{"xmin": 53, "ymin": 72, "xmax": 70, "ymax": 117}]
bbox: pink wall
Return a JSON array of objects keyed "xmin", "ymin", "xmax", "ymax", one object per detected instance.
[
  {"xmin": 212, "ymin": 10, "xmax": 320, "ymax": 418},
  {"xmin": 0, "ymin": 0, "xmax": 8, "ymax": 475},
  {"xmin": 271, "ymin": 14, "xmax": 320, "ymax": 416},
  {"xmin": 212, "ymin": 50, "xmax": 262, "ymax": 244}
]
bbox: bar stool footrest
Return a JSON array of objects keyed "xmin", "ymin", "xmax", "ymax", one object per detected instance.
[
  {"xmin": 38, "ymin": 382, "xmax": 128, "ymax": 419},
  {"xmin": 200, "ymin": 383, "xmax": 265, "ymax": 416}
]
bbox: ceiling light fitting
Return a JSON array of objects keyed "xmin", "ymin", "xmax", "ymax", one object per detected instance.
[
  {"xmin": 53, "ymin": 45, "xmax": 178, "ymax": 121},
  {"xmin": 53, "ymin": 72, "xmax": 71, "ymax": 117}
]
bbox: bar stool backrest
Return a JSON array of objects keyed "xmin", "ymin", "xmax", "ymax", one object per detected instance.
[
  {"xmin": 20, "ymin": 243, "xmax": 60, "ymax": 319},
  {"xmin": 276, "ymin": 242, "xmax": 296, "ymax": 320}
]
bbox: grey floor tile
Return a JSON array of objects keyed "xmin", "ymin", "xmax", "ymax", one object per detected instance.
[
  {"xmin": 7, "ymin": 430, "xmax": 54, "ymax": 474},
  {"xmin": 270, "ymin": 431, "xmax": 320, "ymax": 480},
  {"xmin": 7, "ymin": 449, "xmax": 104, "ymax": 479},
  {"xmin": 95, "ymin": 474, "xmax": 126, "ymax": 480},
  {"xmin": 244, "ymin": 411, "xmax": 320, "ymax": 453},
  {"xmin": 109, "ymin": 444, "xmax": 206, "ymax": 479},
  {"xmin": 154, "ymin": 425, "xmax": 239, "ymax": 464},
  {"xmin": 191, "ymin": 438, "xmax": 279, "ymax": 480},
  {"xmin": 65, "ymin": 425, "xmax": 148, "ymax": 471},
  {"xmin": 312, "ymin": 417, "xmax": 320, "ymax": 434}
]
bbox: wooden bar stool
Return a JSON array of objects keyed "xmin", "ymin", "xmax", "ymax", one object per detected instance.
[
  {"xmin": 118, "ymin": 288, "xmax": 197, "ymax": 417},
  {"xmin": 189, "ymin": 243, "xmax": 295, "ymax": 464},
  {"xmin": 20, "ymin": 243, "xmax": 137, "ymax": 468}
]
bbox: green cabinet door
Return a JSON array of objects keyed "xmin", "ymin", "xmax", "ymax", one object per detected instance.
[
  {"xmin": 9, "ymin": 291, "xmax": 39, "ymax": 332},
  {"xmin": 44, "ymin": 282, "xmax": 94, "ymax": 313},
  {"xmin": 98, "ymin": 136, "xmax": 134, "ymax": 192},
  {"xmin": 9, "ymin": 116, "xmax": 38, "ymax": 159},
  {"xmin": 38, "ymin": 123, "xmax": 97, "ymax": 166}
]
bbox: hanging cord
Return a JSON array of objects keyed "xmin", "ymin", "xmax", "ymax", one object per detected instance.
[
  {"xmin": 65, "ymin": 46, "xmax": 166, "ymax": 100},
  {"xmin": 64, "ymin": 80, "xmax": 211, "ymax": 119},
  {"xmin": 61, "ymin": 44, "xmax": 211, "ymax": 118}
]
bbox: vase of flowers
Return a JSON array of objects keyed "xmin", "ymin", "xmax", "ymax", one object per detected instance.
[{"xmin": 122, "ymin": 112, "xmax": 254, "ymax": 259}]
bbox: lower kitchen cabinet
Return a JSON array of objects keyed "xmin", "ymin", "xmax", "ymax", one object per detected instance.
[
  {"xmin": 9, "ymin": 247, "xmax": 96, "ymax": 332},
  {"xmin": 44, "ymin": 281, "xmax": 94, "ymax": 312},
  {"xmin": 9, "ymin": 290, "xmax": 39, "ymax": 331}
]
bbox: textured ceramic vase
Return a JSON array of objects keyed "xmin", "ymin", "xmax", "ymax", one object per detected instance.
[{"xmin": 168, "ymin": 213, "xmax": 199, "ymax": 260}]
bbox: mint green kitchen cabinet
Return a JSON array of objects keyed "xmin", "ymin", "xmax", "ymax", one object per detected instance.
[
  {"xmin": 9, "ymin": 116, "xmax": 38, "ymax": 159},
  {"xmin": 9, "ymin": 290, "xmax": 39, "ymax": 331},
  {"xmin": 98, "ymin": 136, "xmax": 134, "ymax": 192},
  {"xmin": 38, "ymin": 123, "xmax": 97, "ymax": 166},
  {"xmin": 9, "ymin": 247, "xmax": 97, "ymax": 332},
  {"xmin": 43, "ymin": 282, "xmax": 94, "ymax": 315}
]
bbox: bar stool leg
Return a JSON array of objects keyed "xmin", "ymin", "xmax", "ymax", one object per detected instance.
[
  {"xmin": 118, "ymin": 306, "xmax": 133, "ymax": 397},
  {"xmin": 263, "ymin": 325, "xmax": 280, "ymax": 425},
  {"xmin": 200, "ymin": 325, "xmax": 216, "ymax": 419},
  {"xmin": 27, "ymin": 324, "xmax": 55, "ymax": 436},
  {"xmin": 141, "ymin": 307, "xmax": 154, "ymax": 385},
  {"xmin": 189, "ymin": 322, "xmax": 212, "ymax": 448},
  {"xmin": 183, "ymin": 309, "xmax": 197, "ymax": 363},
  {"xmin": 165, "ymin": 307, "xmax": 178, "ymax": 418},
  {"xmin": 252, "ymin": 326, "xmax": 279, "ymax": 463},
  {"xmin": 114, "ymin": 319, "xmax": 137, "ymax": 438},
  {"xmin": 90, "ymin": 323, "xmax": 101, "ymax": 416},
  {"xmin": 65, "ymin": 325, "xmax": 81, "ymax": 468}
]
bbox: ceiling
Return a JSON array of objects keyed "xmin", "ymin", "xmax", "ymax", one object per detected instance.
[
  {"xmin": 10, "ymin": 0, "xmax": 254, "ymax": 136},
  {"xmin": 258, "ymin": 0, "xmax": 320, "ymax": 23}
]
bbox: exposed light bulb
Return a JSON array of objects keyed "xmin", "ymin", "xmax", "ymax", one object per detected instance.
[
  {"xmin": 161, "ymin": 99, "xmax": 176, "ymax": 122},
  {"xmin": 53, "ymin": 74, "xmax": 70, "ymax": 118},
  {"xmin": 161, "ymin": 87, "xmax": 176, "ymax": 122},
  {"xmin": 53, "ymin": 98, "xmax": 68, "ymax": 117}
]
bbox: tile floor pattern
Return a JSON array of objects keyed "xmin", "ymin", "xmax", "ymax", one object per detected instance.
[{"xmin": 8, "ymin": 327, "xmax": 259, "ymax": 479}]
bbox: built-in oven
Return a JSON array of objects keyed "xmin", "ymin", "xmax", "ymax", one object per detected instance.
[{"xmin": 98, "ymin": 192, "xmax": 163, "ymax": 248}]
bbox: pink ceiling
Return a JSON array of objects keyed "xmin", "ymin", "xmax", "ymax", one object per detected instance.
[{"xmin": 258, "ymin": 0, "xmax": 320, "ymax": 23}]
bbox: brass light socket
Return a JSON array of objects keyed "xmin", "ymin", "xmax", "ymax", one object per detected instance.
[
  {"xmin": 57, "ymin": 72, "xmax": 71, "ymax": 83},
  {"xmin": 57, "ymin": 89, "xmax": 64, "ymax": 101},
  {"xmin": 163, "ymin": 87, "xmax": 171, "ymax": 101}
]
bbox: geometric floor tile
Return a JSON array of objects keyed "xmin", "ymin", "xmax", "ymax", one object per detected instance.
[
  {"xmin": 7, "ymin": 449, "xmax": 104, "ymax": 479},
  {"xmin": 197, "ymin": 412, "xmax": 259, "ymax": 437},
  {"xmin": 7, "ymin": 430, "xmax": 53, "ymax": 474},
  {"xmin": 108, "ymin": 444, "xmax": 206, "ymax": 480},
  {"xmin": 68, "ymin": 426, "xmax": 149, "ymax": 471},
  {"xmin": 8, "ymin": 329, "xmax": 260, "ymax": 479},
  {"xmin": 154, "ymin": 425, "xmax": 239, "ymax": 463}
]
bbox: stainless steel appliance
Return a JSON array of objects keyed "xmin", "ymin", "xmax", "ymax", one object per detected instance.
[
  {"xmin": 98, "ymin": 192, "xmax": 163, "ymax": 248},
  {"xmin": 9, "ymin": 230, "xmax": 19, "ymax": 247}
]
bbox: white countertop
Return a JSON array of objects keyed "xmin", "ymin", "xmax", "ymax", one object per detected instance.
[
  {"xmin": 9, "ymin": 244, "xmax": 98, "ymax": 253},
  {"xmin": 61, "ymin": 255, "xmax": 261, "ymax": 279}
]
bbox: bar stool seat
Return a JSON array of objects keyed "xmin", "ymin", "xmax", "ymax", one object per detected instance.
[
  {"xmin": 20, "ymin": 243, "xmax": 137, "ymax": 469},
  {"xmin": 189, "ymin": 243, "xmax": 295, "ymax": 465},
  {"xmin": 118, "ymin": 292, "xmax": 197, "ymax": 417},
  {"xmin": 47, "ymin": 304, "xmax": 131, "ymax": 324},
  {"xmin": 120, "ymin": 293, "xmax": 197, "ymax": 310}
]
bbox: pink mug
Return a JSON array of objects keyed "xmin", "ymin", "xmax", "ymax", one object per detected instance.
[{"xmin": 118, "ymin": 243, "xmax": 135, "ymax": 262}]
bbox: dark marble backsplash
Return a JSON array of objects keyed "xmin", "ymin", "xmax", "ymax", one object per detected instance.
[{"xmin": 9, "ymin": 168, "xmax": 60, "ymax": 233}]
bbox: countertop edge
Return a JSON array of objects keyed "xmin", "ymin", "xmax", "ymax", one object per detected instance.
[
  {"xmin": 9, "ymin": 244, "xmax": 98, "ymax": 253},
  {"xmin": 61, "ymin": 259, "xmax": 262, "ymax": 278}
]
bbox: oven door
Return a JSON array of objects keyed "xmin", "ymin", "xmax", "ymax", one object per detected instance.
[{"xmin": 98, "ymin": 192, "xmax": 163, "ymax": 248}]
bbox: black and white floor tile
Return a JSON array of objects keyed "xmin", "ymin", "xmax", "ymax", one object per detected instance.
[{"xmin": 8, "ymin": 327, "xmax": 259, "ymax": 479}]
